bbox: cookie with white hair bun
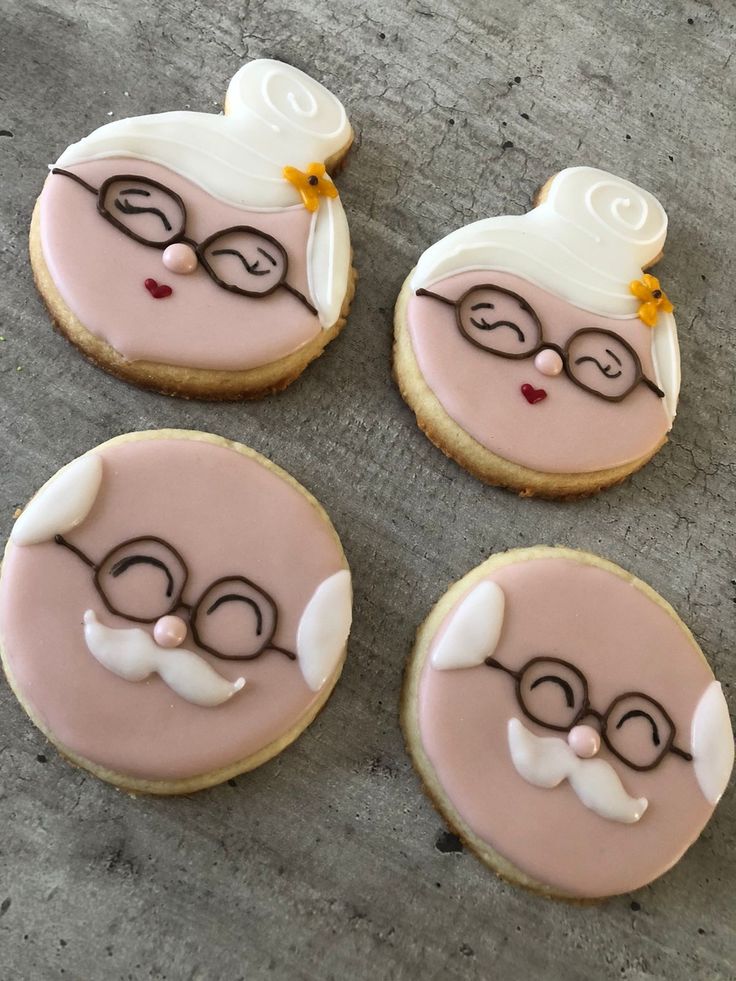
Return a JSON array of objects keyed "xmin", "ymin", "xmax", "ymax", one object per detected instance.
[
  {"xmin": 0, "ymin": 430, "xmax": 352, "ymax": 793},
  {"xmin": 402, "ymin": 547, "xmax": 733, "ymax": 899},
  {"xmin": 30, "ymin": 60, "xmax": 355, "ymax": 399},
  {"xmin": 394, "ymin": 167, "xmax": 680, "ymax": 497}
]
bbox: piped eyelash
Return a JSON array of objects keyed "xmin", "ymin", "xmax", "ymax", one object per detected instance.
[
  {"xmin": 115, "ymin": 196, "xmax": 173, "ymax": 231},
  {"xmin": 109, "ymin": 554, "xmax": 175, "ymax": 597},
  {"xmin": 615, "ymin": 709, "xmax": 661, "ymax": 746},
  {"xmin": 210, "ymin": 248, "xmax": 271, "ymax": 277},
  {"xmin": 530, "ymin": 674, "xmax": 575, "ymax": 708},
  {"xmin": 574, "ymin": 355, "xmax": 622, "ymax": 379},
  {"xmin": 206, "ymin": 593, "xmax": 264, "ymax": 635},
  {"xmin": 470, "ymin": 318, "xmax": 526, "ymax": 342}
]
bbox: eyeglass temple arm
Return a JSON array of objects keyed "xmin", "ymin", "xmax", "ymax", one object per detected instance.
[
  {"xmin": 416, "ymin": 287, "xmax": 455, "ymax": 307},
  {"xmin": 267, "ymin": 644, "xmax": 297, "ymax": 662},
  {"xmin": 54, "ymin": 534, "xmax": 96, "ymax": 569},
  {"xmin": 669, "ymin": 744, "xmax": 693, "ymax": 762},
  {"xmin": 642, "ymin": 376, "xmax": 665, "ymax": 399},
  {"xmin": 484, "ymin": 656, "xmax": 519, "ymax": 678},
  {"xmin": 280, "ymin": 280, "xmax": 317, "ymax": 316},
  {"xmin": 51, "ymin": 167, "xmax": 99, "ymax": 196}
]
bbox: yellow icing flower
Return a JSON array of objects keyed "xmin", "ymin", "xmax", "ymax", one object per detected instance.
[
  {"xmin": 629, "ymin": 274, "xmax": 674, "ymax": 327},
  {"xmin": 282, "ymin": 162, "xmax": 338, "ymax": 212}
]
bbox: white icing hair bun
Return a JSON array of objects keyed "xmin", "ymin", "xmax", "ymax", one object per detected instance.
[
  {"xmin": 412, "ymin": 167, "xmax": 669, "ymax": 320},
  {"xmin": 55, "ymin": 60, "xmax": 351, "ymax": 210}
]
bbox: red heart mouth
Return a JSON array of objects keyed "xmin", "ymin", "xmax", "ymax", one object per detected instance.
[
  {"xmin": 144, "ymin": 278, "xmax": 173, "ymax": 299},
  {"xmin": 521, "ymin": 383, "xmax": 547, "ymax": 404}
]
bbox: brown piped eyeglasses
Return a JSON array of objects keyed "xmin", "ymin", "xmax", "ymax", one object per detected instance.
[
  {"xmin": 486, "ymin": 653, "xmax": 692, "ymax": 772},
  {"xmin": 52, "ymin": 167, "xmax": 316, "ymax": 315},
  {"xmin": 417, "ymin": 283, "xmax": 665, "ymax": 403}
]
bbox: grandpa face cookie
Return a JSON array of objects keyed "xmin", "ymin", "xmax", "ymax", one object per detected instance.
[
  {"xmin": 0, "ymin": 431, "xmax": 352, "ymax": 793},
  {"xmin": 394, "ymin": 168, "xmax": 680, "ymax": 497},
  {"xmin": 402, "ymin": 547, "xmax": 733, "ymax": 899},
  {"xmin": 31, "ymin": 60, "xmax": 355, "ymax": 399}
]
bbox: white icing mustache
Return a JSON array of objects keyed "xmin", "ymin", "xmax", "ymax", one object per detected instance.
[
  {"xmin": 507, "ymin": 717, "xmax": 648, "ymax": 824},
  {"xmin": 83, "ymin": 610, "xmax": 245, "ymax": 707}
]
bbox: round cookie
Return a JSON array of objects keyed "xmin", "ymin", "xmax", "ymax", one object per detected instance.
[
  {"xmin": 31, "ymin": 60, "xmax": 355, "ymax": 399},
  {"xmin": 394, "ymin": 167, "xmax": 680, "ymax": 498},
  {"xmin": 0, "ymin": 430, "xmax": 352, "ymax": 794},
  {"xmin": 402, "ymin": 547, "xmax": 733, "ymax": 899}
]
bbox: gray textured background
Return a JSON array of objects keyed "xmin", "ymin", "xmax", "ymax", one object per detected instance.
[{"xmin": 1, "ymin": 1, "xmax": 734, "ymax": 979}]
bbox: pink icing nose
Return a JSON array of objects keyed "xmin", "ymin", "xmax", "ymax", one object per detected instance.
[
  {"xmin": 154, "ymin": 615, "xmax": 188, "ymax": 648},
  {"xmin": 534, "ymin": 349, "xmax": 564, "ymax": 377},
  {"xmin": 162, "ymin": 243, "xmax": 198, "ymax": 275},
  {"xmin": 568, "ymin": 724, "xmax": 601, "ymax": 759}
]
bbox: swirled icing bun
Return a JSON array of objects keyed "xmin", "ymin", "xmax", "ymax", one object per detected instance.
[
  {"xmin": 30, "ymin": 60, "xmax": 355, "ymax": 399},
  {"xmin": 0, "ymin": 430, "xmax": 352, "ymax": 793},
  {"xmin": 394, "ymin": 167, "xmax": 680, "ymax": 497},
  {"xmin": 402, "ymin": 547, "xmax": 733, "ymax": 900}
]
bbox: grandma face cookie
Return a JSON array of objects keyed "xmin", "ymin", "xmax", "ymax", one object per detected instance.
[
  {"xmin": 0, "ymin": 431, "xmax": 352, "ymax": 793},
  {"xmin": 402, "ymin": 547, "xmax": 733, "ymax": 899},
  {"xmin": 31, "ymin": 60, "xmax": 354, "ymax": 399},
  {"xmin": 394, "ymin": 168, "xmax": 680, "ymax": 497}
]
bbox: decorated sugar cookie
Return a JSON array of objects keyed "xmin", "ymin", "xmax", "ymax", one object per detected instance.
[
  {"xmin": 0, "ymin": 431, "xmax": 352, "ymax": 793},
  {"xmin": 394, "ymin": 168, "xmax": 680, "ymax": 497},
  {"xmin": 31, "ymin": 60, "xmax": 354, "ymax": 399},
  {"xmin": 402, "ymin": 547, "xmax": 733, "ymax": 899}
]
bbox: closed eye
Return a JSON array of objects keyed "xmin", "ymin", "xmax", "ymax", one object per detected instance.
[
  {"xmin": 616, "ymin": 709, "xmax": 660, "ymax": 746},
  {"xmin": 206, "ymin": 593, "xmax": 263, "ymax": 635},
  {"xmin": 115, "ymin": 194, "xmax": 173, "ymax": 231},
  {"xmin": 109, "ymin": 555, "xmax": 174, "ymax": 597},
  {"xmin": 469, "ymin": 318, "xmax": 525, "ymax": 342},
  {"xmin": 211, "ymin": 248, "xmax": 271, "ymax": 276},
  {"xmin": 573, "ymin": 355, "xmax": 622, "ymax": 379},
  {"xmin": 530, "ymin": 674, "xmax": 574, "ymax": 708}
]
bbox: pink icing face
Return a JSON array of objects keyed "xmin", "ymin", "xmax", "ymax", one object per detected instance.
[
  {"xmin": 40, "ymin": 160, "xmax": 320, "ymax": 370},
  {"xmin": 418, "ymin": 557, "xmax": 722, "ymax": 898},
  {"xmin": 0, "ymin": 437, "xmax": 348, "ymax": 782},
  {"xmin": 407, "ymin": 271, "xmax": 672, "ymax": 474}
]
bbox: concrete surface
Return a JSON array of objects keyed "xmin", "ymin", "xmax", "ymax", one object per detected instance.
[{"xmin": 0, "ymin": 1, "xmax": 734, "ymax": 979}]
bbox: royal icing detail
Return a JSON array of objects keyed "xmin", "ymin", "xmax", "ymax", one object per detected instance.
[
  {"xmin": 49, "ymin": 521, "xmax": 349, "ymax": 699},
  {"xmin": 56, "ymin": 60, "xmax": 350, "ymax": 211},
  {"xmin": 283, "ymin": 162, "xmax": 339, "ymax": 212},
  {"xmin": 39, "ymin": 61, "xmax": 353, "ymax": 380},
  {"xmin": 405, "ymin": 172, "xmax": 681, "ymax": 477},
  {"xmin": 416, "ymin": 552, "xmax": 734, "ymax": 897},
  {"xmin": 296, "ymin": 570, "xmax": 353, "ymax": 692},
  {"xmin": 410, "ymin": 167, "xmax": 679, "ymax": 421},
  {"xmin": 630, "ymin": 274, "xmax": 674, "ymax": 327},
  {"xmin": 10, "ymin": 454, "xmax": 102, "ymax": 546},
  {"xmin": 52, "ymin": 60, "xmax": 350, "ymax": 327},
  {"xmin": 83, "ymin": 610, "xmax": 246, "ymax": 707},
  {"xmin": 430, "ymin": 580, "xmax": 504, "ymax": 670},
  {"xmin": 411, "ymin": 168, "xmax": 670, "ymax": 320},
  {"xmin": 507, "ymin": 717, "xmax": 648, "ymax": 824},
  {"xmin": 691, "ymin": 681, "xmax": 735, "ymax": 805},
  {"xmin": 0, "ymin": 434, "xmax": 352, "ymax": 783}
]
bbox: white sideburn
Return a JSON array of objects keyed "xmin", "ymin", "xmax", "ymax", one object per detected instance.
[
  {"xmin": 83, "ymin": 611, "xmax": 245, "ymax": 708},
  {"xmin": 507, "ymin": 717, "xmax": 648, "ymax": 824},
  {"xmin": 431, "ymin": 580, "xmax": 505, "ymax": 670},
  {"xmin": 11, "ymin": 454, "xmax": 103, "ymax": 546},
  {"xmin": 296, "ymin": 569, "xmax": 352, "ymax": 692},
  {"xmin": 691, "ymin": 681, "xmax": 734, "ymax": 805}
]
